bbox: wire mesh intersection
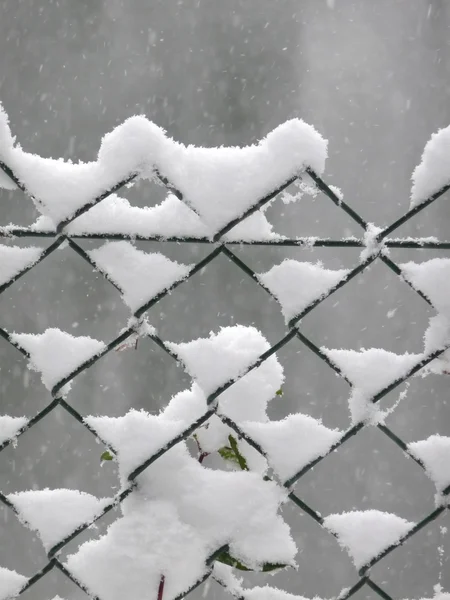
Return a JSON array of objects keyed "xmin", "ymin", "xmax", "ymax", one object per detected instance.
[{"xmin": 0, "ymin": 155, "xmax": 449, "ymax": 600}]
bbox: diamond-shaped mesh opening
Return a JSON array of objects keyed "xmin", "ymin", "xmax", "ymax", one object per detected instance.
[
  {"xmin": 386, "ymin": 374, "xmax": 450, "ymax": 442},
  {"xmin": 0, "ymin": 335, "xmax": 47, "ymax": 418},
  {"xmin": 0, "ymin": 187, "xmax": 39, "ymax": 226},
  {"xmin": 0, "ymin": 404, "xmax": 118, "ymax": 495},
  {"xmin": 131, "ymin": 240, "xmax": 214, "ymax": 264},
  {"xmin": 387, "ymin": 190, "xmax": 450, "ymax": 240},
  {"xmin": 0, "ymin": 237, "xmax": 48, "ymax": 251},
  {"xmin": 348, "ymin": 587, "xmax": 384, "ymax": 600},
  {"xmin": 275, "ymin": 501, "xmax": 355, "ymax": 598},
  {"xmin": 0, "ymin": 244, "xmax": 129, "ymax": 339},
  {"xmin": 148, "ymin": 250, "xmax": 287, "ymax": 344},
  {"xmin": 0, "ymin": 499, "xmax": 47, "ymax": 574},
  {"xmin": 16, "ymin": 563, "xmax": 88, "ymax": 600},
  {"xmin": 370, "ymin": 518, "xmax": 450, "ymax": 599},
  {"xmin": 108, "ymin": 176, "xmax": 170, "ymax": 210},
  {"xmin": 235, "ymin": 242, "xmax": 358, "ymax": 270},
  {"xmin": 263, "ymin": 181, "xmax": 361, "ymax": 239},
  {"xmin": 294, "ymin": 425, "xmax": 435, "ymax": 520},
  {"xmin": 266, "ymin": 335, "xmax": 350, "ymax": 429},
  {"xmin": 68, "ymin": 333, "xmax": 192, "ymax": 417},
  {"xmin": 300, "ymin": 259, "xmax": 433, "ymax": 353}
]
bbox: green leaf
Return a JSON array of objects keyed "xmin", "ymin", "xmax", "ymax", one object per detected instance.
[
  {"xmin": 100, "ymin": 450, "xmax": 114, "ymax": 462},
  {"xmin": 261, "ymin": 562, "xmax": 287, "ymax": 572},
  {"xmin": 215, "ymin": 550, "xmax": 251, "ymax": 571},
  {"xmin": 218, "ymin": 446, "xmax": 240, "ymax": 466},
  {"xmin": 228, "ymin": 435, "xmax": 249, "ymax": 471},
  {"xmin": 215, "ymin": 550, "xmax": 287, "ymax": 572},
  {"xmin": 275, "ymin": 388, "xmax": 283, "ymax": 396},
  {"xmin": 218, "ymin": 436, "xmax": 249, "ymax": 471}
]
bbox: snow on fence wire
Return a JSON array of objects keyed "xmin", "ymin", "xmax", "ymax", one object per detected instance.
[{"xmin": 0, "ymin": 102, "xmax": 450, "ymax": 600}]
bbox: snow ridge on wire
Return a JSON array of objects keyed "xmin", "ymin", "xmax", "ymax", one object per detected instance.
[{"xmin": 0, "ymin": 102, "xmax": 327, "ymax": 239}]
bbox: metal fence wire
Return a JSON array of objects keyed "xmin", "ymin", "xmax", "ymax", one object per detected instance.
[{"xmin": 0, "ymin": 141, "xmax": 449, "ymax": 600}]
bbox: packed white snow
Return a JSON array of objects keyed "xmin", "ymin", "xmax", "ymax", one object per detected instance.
[
  {"xmin": 88, "ymin": 241, "xmax": 191, "ymax": 312},
  {"xmin": 35, "ymin": 194, "xmax": 210, "ymax": 238},
  {"xmin": 66, "ymin": 443, "xmax": 295, "ymax": 600},
  {"xmin": 224, "ymin": 210, "xmax": 282, "ymax": 242},
  {"xmin": 323, "ymin": 510, "xmax": 414, "ymax": 569},
  {"xmin": 408, "ymin": 435, "xmax": 450, "ymax": 492},
  {"xmin": 167, "ymin": 326, "xmax": 270, "ymax": 397},
  {"xmin": 0, "ymin": 566, "xmax": 27, "ymax": 600},
  {"xmin": 411, "ymin": 125, "xmax": 450, "ymax": 208},
  {"xmin": 8, "ymin": 489, "xmax": 110, "ymax": 551},
  {"xmin": 88, "ymin": 326, "xmax": 284, "ymax": 475},
  {"xmin": 258, "ymin": 260, "xmax": 349, "ymax": 323},
  {"xmin": 0, "ymin": 104, "xmax": 327, "ymax": 231},
  {"xmin": 212, "ymin": 562, "xmax": 244, "ymax": 595},
  {"xmin": 74, "ymin": 325, "xmax": 306, "ymax": 600},
  {"xmin": 161, "ymin": 325, "xmax": 283, "ymax": 460},
  {"xmin": 360, "ymin": 223, "xmax": 384, "ymax": 262},
  {"xmin": 66, "ymin": 500, "xmax": 213, "ymax": 600},
  {"xmin": 11, "ymin": 328, "xmax": 105, "ymax": 392},
  {"xmin": 324, "ymin": 348, "xmax": 421, "ymax": 395},
  {"xmin": 86, "ymin": 409, "xmax": 191, "ymax": 479},
  {"xmin": 419, "ymin": 291, "xmax": 450, "ymax": 375},
  {"xmin": 424, "ymin": 314, "xmax": 450, "ymax": 355},
  {"xmin": 323, "ymin": 347, "xmax": 422, "ymax": 423},
  {"xmin": 403, "ymin": 587, "xmax": 450, "ymax": 600},
  {"xmin": 139, "ymin": 325, "xmax": 337, "ymax": 483},
  {"xmin": 0, "ymin": 245, "xmax": 42, "ymax": 287},
  {"xmin": 0, "ymin": 415, "xmax": 27, "ymax": 446},
  {"xmin": 400, "ymin": 259, "xmax": 450, "ymax": 315},
  {"xmin": 213, "ymin": 566, "xmax": 325, "ymax": 600},
  {"xmin": 244, "ymin": 586, "xmax": 322, "ymax": 600},
  {"xmin": 241, "ymin": 414, "xmax": 342, "ymax": 481},
  {"xmin": 31, "ymin": 194, "xmax": 282, "ymax": 242},
  {"xmin": 421, "ymin": 314, "xmax": 450, "ymax": 375}
]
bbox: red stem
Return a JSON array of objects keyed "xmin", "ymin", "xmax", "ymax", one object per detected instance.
[
  {"xmin": 199, "ymin": 452, "xmax": 209, "ymax": 464},
  {"xmin": 157, "ymin": 575, "xmax": 165, "ymax": 600},
  {"xmin": 194, "ymin": 436, "xmax": 209, "ymax": 464}
]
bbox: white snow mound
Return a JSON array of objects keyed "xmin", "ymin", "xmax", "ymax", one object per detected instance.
[
  {"xmin": 0, "ymin": 245, "xmax": 42, "ymax": 287},
  {"xmin": 8, "ymin": 489, "xmax": 110, "ymax": 551},
  {"xmin": 86, "ymin": 410, "xmax": 189, "ymax": 481},
  {"xmin": 323, "ymin": 347, "xmax": 422, "ymax": 422},
  {"xmin": 244, "ymin": 587, "xmax": 322, "ymax": 600},
  {"xmin": 11, "ymin": 328, "xmax": 105, "ymax": 392},
  {"xmin": 0, "ymin": 566, "xmax": 27, "ymax": 600},
  {"xmin": 408, "ymin": 435, "xmax": 450, "ymax": 492},
  {"xmin": 324, "ymin": 510, "xmax": 414, "ymax": 569},
  {"xmin": 241, "ymin": 414, "xmax": 342, "ymax": 481},
  {"xmin": 401, "ymin": 259, "xmax": 450, "ymax": 315},
  {"xmin": 167, "ymin": 326, "xmax": 270, "ymax": 396},
  {"xmin": 88, "ymin": 241, "xmax": 191, "ymax": 311},
  {"xmin": 411, "ymin": 125, "xmax": 450, "ymax": 208},
  {"xmin": 0, "ymin": 104, "xmax": 327, "ymax": 231},
  {"xmin": 36, "ymin": 193, "xmax": 282, "ymax": 242},
  {"xmin": 0, "ymin": 416, "xmax": 27, "ymax": 447},
  {"xmin": 258, "ymin": 260, "xmax": 349, "ymax": 322}
]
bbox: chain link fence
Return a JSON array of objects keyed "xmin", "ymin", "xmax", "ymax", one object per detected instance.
[{"xmin": 0, "ymin": 136, "xmax": 449, "ymax": 600}]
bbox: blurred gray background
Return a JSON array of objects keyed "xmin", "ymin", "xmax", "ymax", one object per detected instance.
[{"xmin": 0, "ymin": 1, "xmax": 449, "ymax": 598}]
